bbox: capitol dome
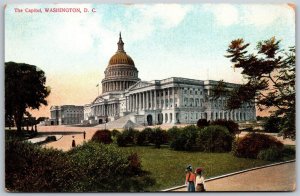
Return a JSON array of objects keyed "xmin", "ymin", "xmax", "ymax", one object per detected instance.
[
  {"xmin": 109, "ymin": 51, "xmax": 135, "ymax": 66},
  {"xmin": 101, "ymin": 33, "xmax": 140, "ymax": 94}
]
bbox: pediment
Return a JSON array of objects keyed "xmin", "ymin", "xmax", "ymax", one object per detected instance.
[
  {"xmin": 92, "ymin": 96, "xmax": 105, "ymax": 104},
  {"xmin": 128, "ymin": 81, "xmax": 152, "ymax": 91}
]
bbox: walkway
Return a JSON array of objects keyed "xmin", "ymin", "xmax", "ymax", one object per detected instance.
[{"xmin": 171, "ymin": 161, "xmax": 296, "ymax": 192}]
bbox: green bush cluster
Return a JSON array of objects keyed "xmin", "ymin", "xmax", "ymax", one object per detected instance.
[
  {"xmin": 6, "ymin": 140, "xmax": 78, "ymax": 192},
  {"xmin": 257, "ymin": 147, "xmax": 283, "ymax": 161},
  {"xmin": 282, "ymin": 146, "xmax": 296, "ymax": 156},
  {"xmin": 116, "ymin": 128, "xmax": 168, "ymax": 148},
  {"xmin": 91, "ymin": 130, "xmax": 113, "ymax": 144},
  {"xmin": 233, "ymin": 133, "xmax": 284, "ymax": 159},
  {"xmin": 68, "ymin": 142, "xmax": 155, "ymax": 191},
  {"xmin": 196, "ymin": 125, "xmax": 234, "ymax": 152},
  {"xmin": 257, "ymin": 146, "xmax": 296, "ymax": 161},
  {"xmin": 257, "ymin": 146, "xmax": 295, "ymax": 161},
  {"xmin": 116, "ymin": 128, "xmax": 139, "ymax": 147},
  {"xmin": 169, "ymin": 125, "xmax": 200, "ymax": 151},
  {"xmin": 6, "ymin": 139, "xmax": 155, "ymax": 192},
  {"xmin": 136, "ymin": 128, "xmax": 153, "ymax": 146},
  {"xmin": 168, "ymin": 125, "xmax": 234, "ymax": 152},
  {"xmin": 210, "ymin": 119, "xmax": 240, "ymax": 135}
]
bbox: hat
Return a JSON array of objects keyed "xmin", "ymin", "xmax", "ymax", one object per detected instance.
[
  {"xmin": 195, "ymin": 167, "xmax": 203, "ymax": 174},
  {"xmin": 186, "ymin": 165, "xmax": 192, "ymax": 171}
]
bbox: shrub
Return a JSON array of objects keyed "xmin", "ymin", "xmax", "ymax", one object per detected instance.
[
  {"xmin": 282, "ymin": 146, "xmax": 296, "ymax": 157},
  {"xmin": 116, "ymin": 134, "xmax": 127, "ymax": 147},
  {"xmin": 167, "ymin": 126, "xmax": 181, "ymax": 144},
  {"xmin": 111, "ymin": 129, "xmax": 121, "ymax": 144},
  {"xmin": 257, "ymin": 147, "xmax": 283, "ymax": 161},
  {"xmin": 111, "ymin": 129, "xmax": 121, "ymax": 137},
  {"xmin": 91, "ymin": 130, "xmax": 112, "ymax": 144},
  {"xmin": 233, "ymin": 133, "xmax": 284, "ymax": 159},
  {"xmin": 170, "ymin": 125, "xmax": 201, "ymax": 151},
  {"xmin": 116, "ymin": 128, "xmax": 139, "ymax": 147},
  {"xmin": 6, "ymin": 139, "xmax": 155, "ymax": 192},
  {"xmin": 197, "ymin": 119, "xmax": 209, "ymax": 128},
  {"xmin": 5, "ymin": 140, "xmax": 80, "ymax": 192},
  {"xmin": 196, "ymin": 125, "xmax": 234, "ymax": 152},
  {"xmin": 136, "ymin": 128, "xmax": 153, "ymax": 146},
  {"xmin": 68, "ymin": 142, "xmax": 155, "ymax": 192},
  {"xmin": 210, "ymin": 120, "xmax": 240, "ymax": 135},
  {"xmin": 127, "ymin": 153, "xmax": 142, "ymax": 173},
  {"xmin": 263, "ymin": 116, "xmax": 282, "ymax": 133},
  {"xmin": 149, "ymin": 128, "xmax": 168, "ymax": 148}
]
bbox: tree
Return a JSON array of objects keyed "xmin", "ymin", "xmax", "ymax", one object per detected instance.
[
  {"xmin": 214, "ymin": 37, "xmax": 295, "ymax": 138},
  {"xmin": 5, "ymin": 62, "xmax": 50, "ymax": 133}
]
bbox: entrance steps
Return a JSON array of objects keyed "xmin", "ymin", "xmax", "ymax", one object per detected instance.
[{"xmin": 94, "ymin": 113, "xmax": 144, "ymax": 130}]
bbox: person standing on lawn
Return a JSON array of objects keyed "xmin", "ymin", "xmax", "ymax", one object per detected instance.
[
  {"xmin": 185, "ymin": 165, "xmax": 196, "ymax": 192},
  {"xmin": 195, "ymin": 167, "xmax": 206, "ymax": 192}
]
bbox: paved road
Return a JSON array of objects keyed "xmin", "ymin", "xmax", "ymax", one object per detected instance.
[{"xmin": 173, "ymin": 161, "xmax": 296, "ymax": 192}]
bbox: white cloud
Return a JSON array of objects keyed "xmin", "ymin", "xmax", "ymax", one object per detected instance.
[
  {"xmin": 41, "ymin": 4, "xmax": 192, "ymax": 60},
  {"xmin": 137, "ymin": 4, "xmax": 192, "ymax": 29},
  {"xmin": 203, "ymin": 4, "xmax": 239, "ymax": 26},
  {"xmin": 204, "ymin": 4, "xmax": 295, "ymax": 28},
  {"xmin": 242, "ymin": 4, "xmax": 295, "ymax": 28},
  {"xmin": 120, "ymin": 4, "xmax": 192, "ymax": 41}
]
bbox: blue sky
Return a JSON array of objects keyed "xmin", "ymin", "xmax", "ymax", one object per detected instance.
[{"xmin": 5, "ymin": 3, "xmax": 295, "ymax": 117}]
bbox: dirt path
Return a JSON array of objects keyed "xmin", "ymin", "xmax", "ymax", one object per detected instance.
[{"xmin": 173, "ymin": 161, "xmax": 296, "ymax": 192}]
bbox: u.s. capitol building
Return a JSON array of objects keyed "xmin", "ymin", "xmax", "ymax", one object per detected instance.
[{"xmin": 81, "ymin": 33, "xmax": 256, "ymax": 126}]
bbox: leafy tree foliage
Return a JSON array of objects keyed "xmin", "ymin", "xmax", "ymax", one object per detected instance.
[
  {"xmin": 5, "ymin": 62, "xmax": 50, "ymax": 133},
  {"xmin": 263, "ymin": 115, "xmax": 282, "ymax": 133},
  {"xmin": 196, "ymin": 119, "xmax": 209, "ymax": 128},
  {"xmin": 213, "ymin": 38, "xmax": 295, "ymax": 138}
]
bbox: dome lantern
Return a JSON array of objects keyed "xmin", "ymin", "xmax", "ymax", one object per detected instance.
[{"xmin": 117, "ymin": 32, "xmax": 125, "ymax": 52}]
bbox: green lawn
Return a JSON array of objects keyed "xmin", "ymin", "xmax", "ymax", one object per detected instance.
[{"xmin": 119, "ymin": 145, "xmax": 283, "ymax": 191}]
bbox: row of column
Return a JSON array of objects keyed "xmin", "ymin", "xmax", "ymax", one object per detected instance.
[
  {"xmin": 102, "ymin": 81, "xmax": 135, "ymax": 93},
  {"xmin": 209, "ymin": 110, "xmax": 251, "ymax": 121},
  {"xmin": 93, "ymin": 103, "xmax": 119, "ymax": 116},
  {"xmin": 126, "ymin": 88, "xmax": 177, "ymax": 112}
]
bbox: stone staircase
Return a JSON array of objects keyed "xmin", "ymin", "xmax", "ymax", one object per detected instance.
[{"xmin": 94, "ymin": 113, "xmax": 144, "ymax": 130}]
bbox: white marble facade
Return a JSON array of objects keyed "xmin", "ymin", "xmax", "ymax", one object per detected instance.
[
  {"xmin": 84, "ymin": 34, "xmax": 256, "ymax": 125},
  {"xmin": 87, "ymin": 78, "xmax": 256, "ymax": 125}
]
